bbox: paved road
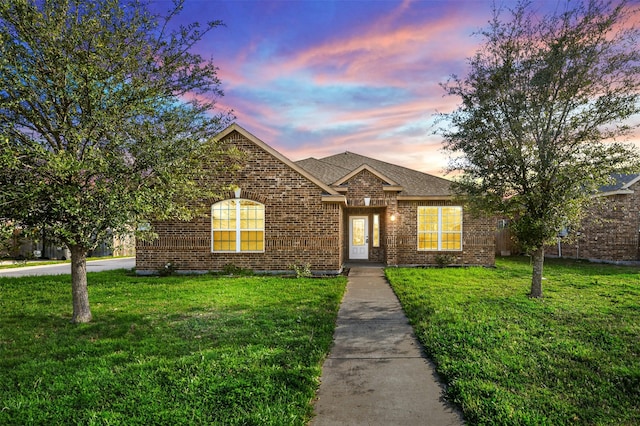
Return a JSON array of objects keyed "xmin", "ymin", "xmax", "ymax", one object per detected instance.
[{"xmin": 0, "ymin": 257, "xmax": 135, "ymax": 278}]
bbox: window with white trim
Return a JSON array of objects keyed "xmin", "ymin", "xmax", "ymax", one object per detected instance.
[
  {"xmin": 212, "ymin": 199, "xmax": 264, "ymax": 252},
  {"xmin": 417, "ymin": 206, "xmax": 462, "ymax": 251}
]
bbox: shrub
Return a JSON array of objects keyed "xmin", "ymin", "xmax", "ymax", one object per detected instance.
[
  {"xmin": 157, "ymin": 261, "xmax": 176, "ymax": 277},
  {"xmin": 290, "ymin": 262, "xmax": 312, "ymax": 278}
]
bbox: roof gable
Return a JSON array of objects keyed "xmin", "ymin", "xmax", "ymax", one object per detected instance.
[
  {"xmin": 333, "ymin": 164, "xmax": 400, "ymax": 187},
  {"xmin": 598, "ymin": 173, "xmax": 640, "ymax": 196},
  {"xmin": 216, "ymin": 124, "xmax": 342, "ymax": 198},
  {"xmin": 296, "ymin": 151, "xmax": 452, "ymax": 198}
]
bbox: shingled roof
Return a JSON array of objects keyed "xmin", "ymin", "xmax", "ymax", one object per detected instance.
[
  {"xmin": 598, "ymin": 173, "xmax": 640, "ymax": 195},
  {"xmin": 295, "ymin": 151, "xmax": 452, "ymax": 197}
]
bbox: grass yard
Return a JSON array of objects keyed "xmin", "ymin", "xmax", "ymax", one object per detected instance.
[
  {"xmin": 0, "ymin": 270, "xmax": 347, "ymax": 425},
  {"xmin": 386, "ymin": 257, "xmax": 640, "ymax": 426}
]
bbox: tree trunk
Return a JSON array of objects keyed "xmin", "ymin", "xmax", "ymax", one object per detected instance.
[
  {"xmin": 69, "ymin": 244, "xmax": 92, "ymax": 323},
  {"xmin": 530, "ymin": 246, "xmax": 544, "ymax": 298}
]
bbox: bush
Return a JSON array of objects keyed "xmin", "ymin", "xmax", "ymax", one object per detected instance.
[
  {"xmin": 157, "ymin": 261, "xmax": 176, "ymax": 277},
  {"xmin": 221, "ymin": 263, "xmax": 253, "ymax": 276},
  {"xmin": 290, "ymin": 262, "xmax": 312, "ymax": 278}
]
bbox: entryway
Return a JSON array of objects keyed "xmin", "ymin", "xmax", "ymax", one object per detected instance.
[{"xmin": 349, "ymin": 216, "xmax": 368, "ymax": 260}]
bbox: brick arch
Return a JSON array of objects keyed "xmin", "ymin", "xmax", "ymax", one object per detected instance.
[{"xmin": 217, "ymin": 189, "xmax": 268, "ymax": 204}]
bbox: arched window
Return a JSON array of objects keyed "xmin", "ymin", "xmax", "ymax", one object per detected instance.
[{"xmin": 212, "ymin": 199, "xmax": 265, "ymax": 252}]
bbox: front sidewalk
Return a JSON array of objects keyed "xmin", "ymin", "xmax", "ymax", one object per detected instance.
[{"xmin": 310, "ymin": 266, "xmax": 464, "ymax": 425}]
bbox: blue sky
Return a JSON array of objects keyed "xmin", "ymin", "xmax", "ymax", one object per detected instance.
[{"xmin": 150, "ymin": 0, "xmax": 640, "ymax": 176}]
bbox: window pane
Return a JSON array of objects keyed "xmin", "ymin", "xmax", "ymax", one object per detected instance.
[
  {"xmin": 213, "ymin": 231, "xmax": 236, "ymax": 251},
  {"xmin": 352, "ymin": 218, "xmax": 365, "ymax": 246},
  {"xmin": 418, "ymin": 233, "xmax": 438, "ymax": 250},
  {"xmin": 441, "ymin": 233, "xmax": 461, "ymax": 250},
  {"xmin": 373, "ymin": 214, "xmax": 380, "ymax": 248},
  {"xmin": 442, "ymin": 207, "xmax": 462, "ymax": 232},
  {"xmin": 240, "ymin": 200, "xmax": 264, "ymax": 230},
  {"xmin": 212, "ymin": 200, "xmax": 236, "ymax": 230},
  {"xmin": 418, "ymin": 207, "xmax": 438, "ymax": 232},
  {"xmin": 240, "ymin": 231, "xmax": 264, "ymax": 251}
]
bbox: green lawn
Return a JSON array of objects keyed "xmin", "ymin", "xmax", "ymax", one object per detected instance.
[
  {"xmin": 386, "ymin": 257, "xmax": 640, "ymax": 426},
  {"xmin": 0, "ymin": 271, "xmax": 347, "ymax": 425}
]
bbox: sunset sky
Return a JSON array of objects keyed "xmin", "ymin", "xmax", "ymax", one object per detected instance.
[{"xmin": 151, "ymin": 0, "xmax": 640, "ymax": 177}]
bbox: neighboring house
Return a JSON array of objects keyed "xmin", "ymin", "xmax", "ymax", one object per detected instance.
[
  {"xmin": 547, "ymin": 173, "xmax": 640, "ymax": 263},
  {"xmin": 135, "ymin": 124, "xmax": 495, "ymax": 274}
]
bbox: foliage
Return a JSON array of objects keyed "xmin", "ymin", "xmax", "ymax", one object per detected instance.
[
  {"xmin": 439, "ymin": 0, "xmax": 640, "ymax": 297},
  {"xmin": 0, "ymin": 0, "xmax": 234, "ymax": 322},
  {"xmin": 157, "ymin": 261, "xmax": 176, "ymax": 277},
  {"xmin": 219, "ymin": 263, "xmax": 254, "ymax": 276},
  {"xmin": 0, "ymin": 270, "xmax": 347, "ymax": 425},
  {"xmin": 290, "ymin": 262, "xmax": 312, "ymax": 278},
  {"xmin": 434, "ymin": 254, "xmax": 456, "ymax": 268},
  {"xmin": 386, "ymin": 258, "xmax": 640, "ymax": 425}
]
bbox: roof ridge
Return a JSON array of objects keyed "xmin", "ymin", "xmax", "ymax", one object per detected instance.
[
  {"xmin": 297, "ymin": 156, "xmax": 353, "ymax": 173},
  {"xmin": 319, "ymin": 150, "xmax": 451, "ymax": 183}
]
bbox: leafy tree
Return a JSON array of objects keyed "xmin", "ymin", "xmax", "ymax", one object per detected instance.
[
  {"xmin": 440, "ymin": 0, "xmax": 640, "ymax": 297},
  {"xmin": 0, "ymin": 0, "xmax": 233, "ymax": 322}
]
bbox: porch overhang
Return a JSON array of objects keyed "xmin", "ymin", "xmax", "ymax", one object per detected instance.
[
  {"xmin": 322, "ymin": 194, "xmax": 347, "ymax": 204},
  {"xmin": 383, "ymin": 185, "xmax": 404, "ymax": 192}
]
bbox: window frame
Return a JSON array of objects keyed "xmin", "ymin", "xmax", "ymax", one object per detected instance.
[
  {"xmin": 417, "ymin": 206, "xmax": 463, "ymax": 251},
  {"xmin": 211, "ymin": 199, "xmax": 265, "ymax": 253}
]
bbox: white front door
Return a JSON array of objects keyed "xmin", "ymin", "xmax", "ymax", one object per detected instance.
[{"xmin": 349, "ymin": 216, "xmax": 369, "ymax": 260}]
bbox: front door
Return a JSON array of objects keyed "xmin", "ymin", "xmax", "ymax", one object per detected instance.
[{"xmin": 349, "ymin": 216, "xmax": 369, "ymax": 260}]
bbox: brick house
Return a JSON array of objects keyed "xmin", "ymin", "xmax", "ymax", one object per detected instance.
[
  {"xmin": 135, "ymin": 124, "xmax": 495, "ymax": 274},
  {"xmin": 547, "ymin": 173, "xmax": 640, "ymax": 264}
]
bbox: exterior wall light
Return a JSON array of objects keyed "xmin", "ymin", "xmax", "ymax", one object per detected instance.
[{"xmin": 364, "ymin": 197, "xmax": 370, "ymax": 206}]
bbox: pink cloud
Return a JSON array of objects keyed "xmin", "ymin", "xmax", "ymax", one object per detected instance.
[{"xmin": 270, "ymin": 8, "xmax": 481, "ymax": 87}]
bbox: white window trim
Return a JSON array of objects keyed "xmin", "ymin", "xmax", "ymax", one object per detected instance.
[
  {"xmin": 417, "ymin": 206, "xmax": 463, "ymax": 252},
  {"xmin": 211, "ymin": 199, "xmax": 265, "ymax": 253}
]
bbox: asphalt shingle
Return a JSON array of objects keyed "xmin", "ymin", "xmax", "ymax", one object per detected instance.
[{"xmin": 296, "ymin": 151, "xmax": 452, "ymax": 197}]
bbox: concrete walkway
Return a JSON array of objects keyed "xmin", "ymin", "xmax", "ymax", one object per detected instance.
[{"xmin": 311, "ymin": 266, "xmax": 464, "ymax": 425}]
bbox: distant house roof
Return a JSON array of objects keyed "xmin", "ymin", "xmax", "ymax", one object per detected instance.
[
  {"xmin": 296, "ymin": 151, "xmax": 452, "ymax": 198},
  {"xmin": 599, "ymin": 173, "xmax": 640, "ymax": 196}
]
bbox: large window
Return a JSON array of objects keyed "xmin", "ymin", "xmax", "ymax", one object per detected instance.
[
  {"xmin": 417, "ymin": 206, "xmax": 462, "ymax": 251},
  {"xmin": 212, "ymin": 200, "xmax": 264, "ymax": 252}
]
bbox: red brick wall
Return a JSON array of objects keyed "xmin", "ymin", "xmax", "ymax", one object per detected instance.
[
  {"xmin": 136, "ymin": 131, "xmax": 496, "ymax": 272},
  {"xmin": 340, "ymin": 169, "xmax": 494, "ymax": 266},
  {"xmin": 547, "ymin": 184, "xmax": 640, "ymax": 262},
  {"xmin": 136, "ymin": 130, "xmax": 343, "ymax": 273},
  {"xmin": 344, "ymin": 169, "xmax": 387, "ymax": 205}
]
